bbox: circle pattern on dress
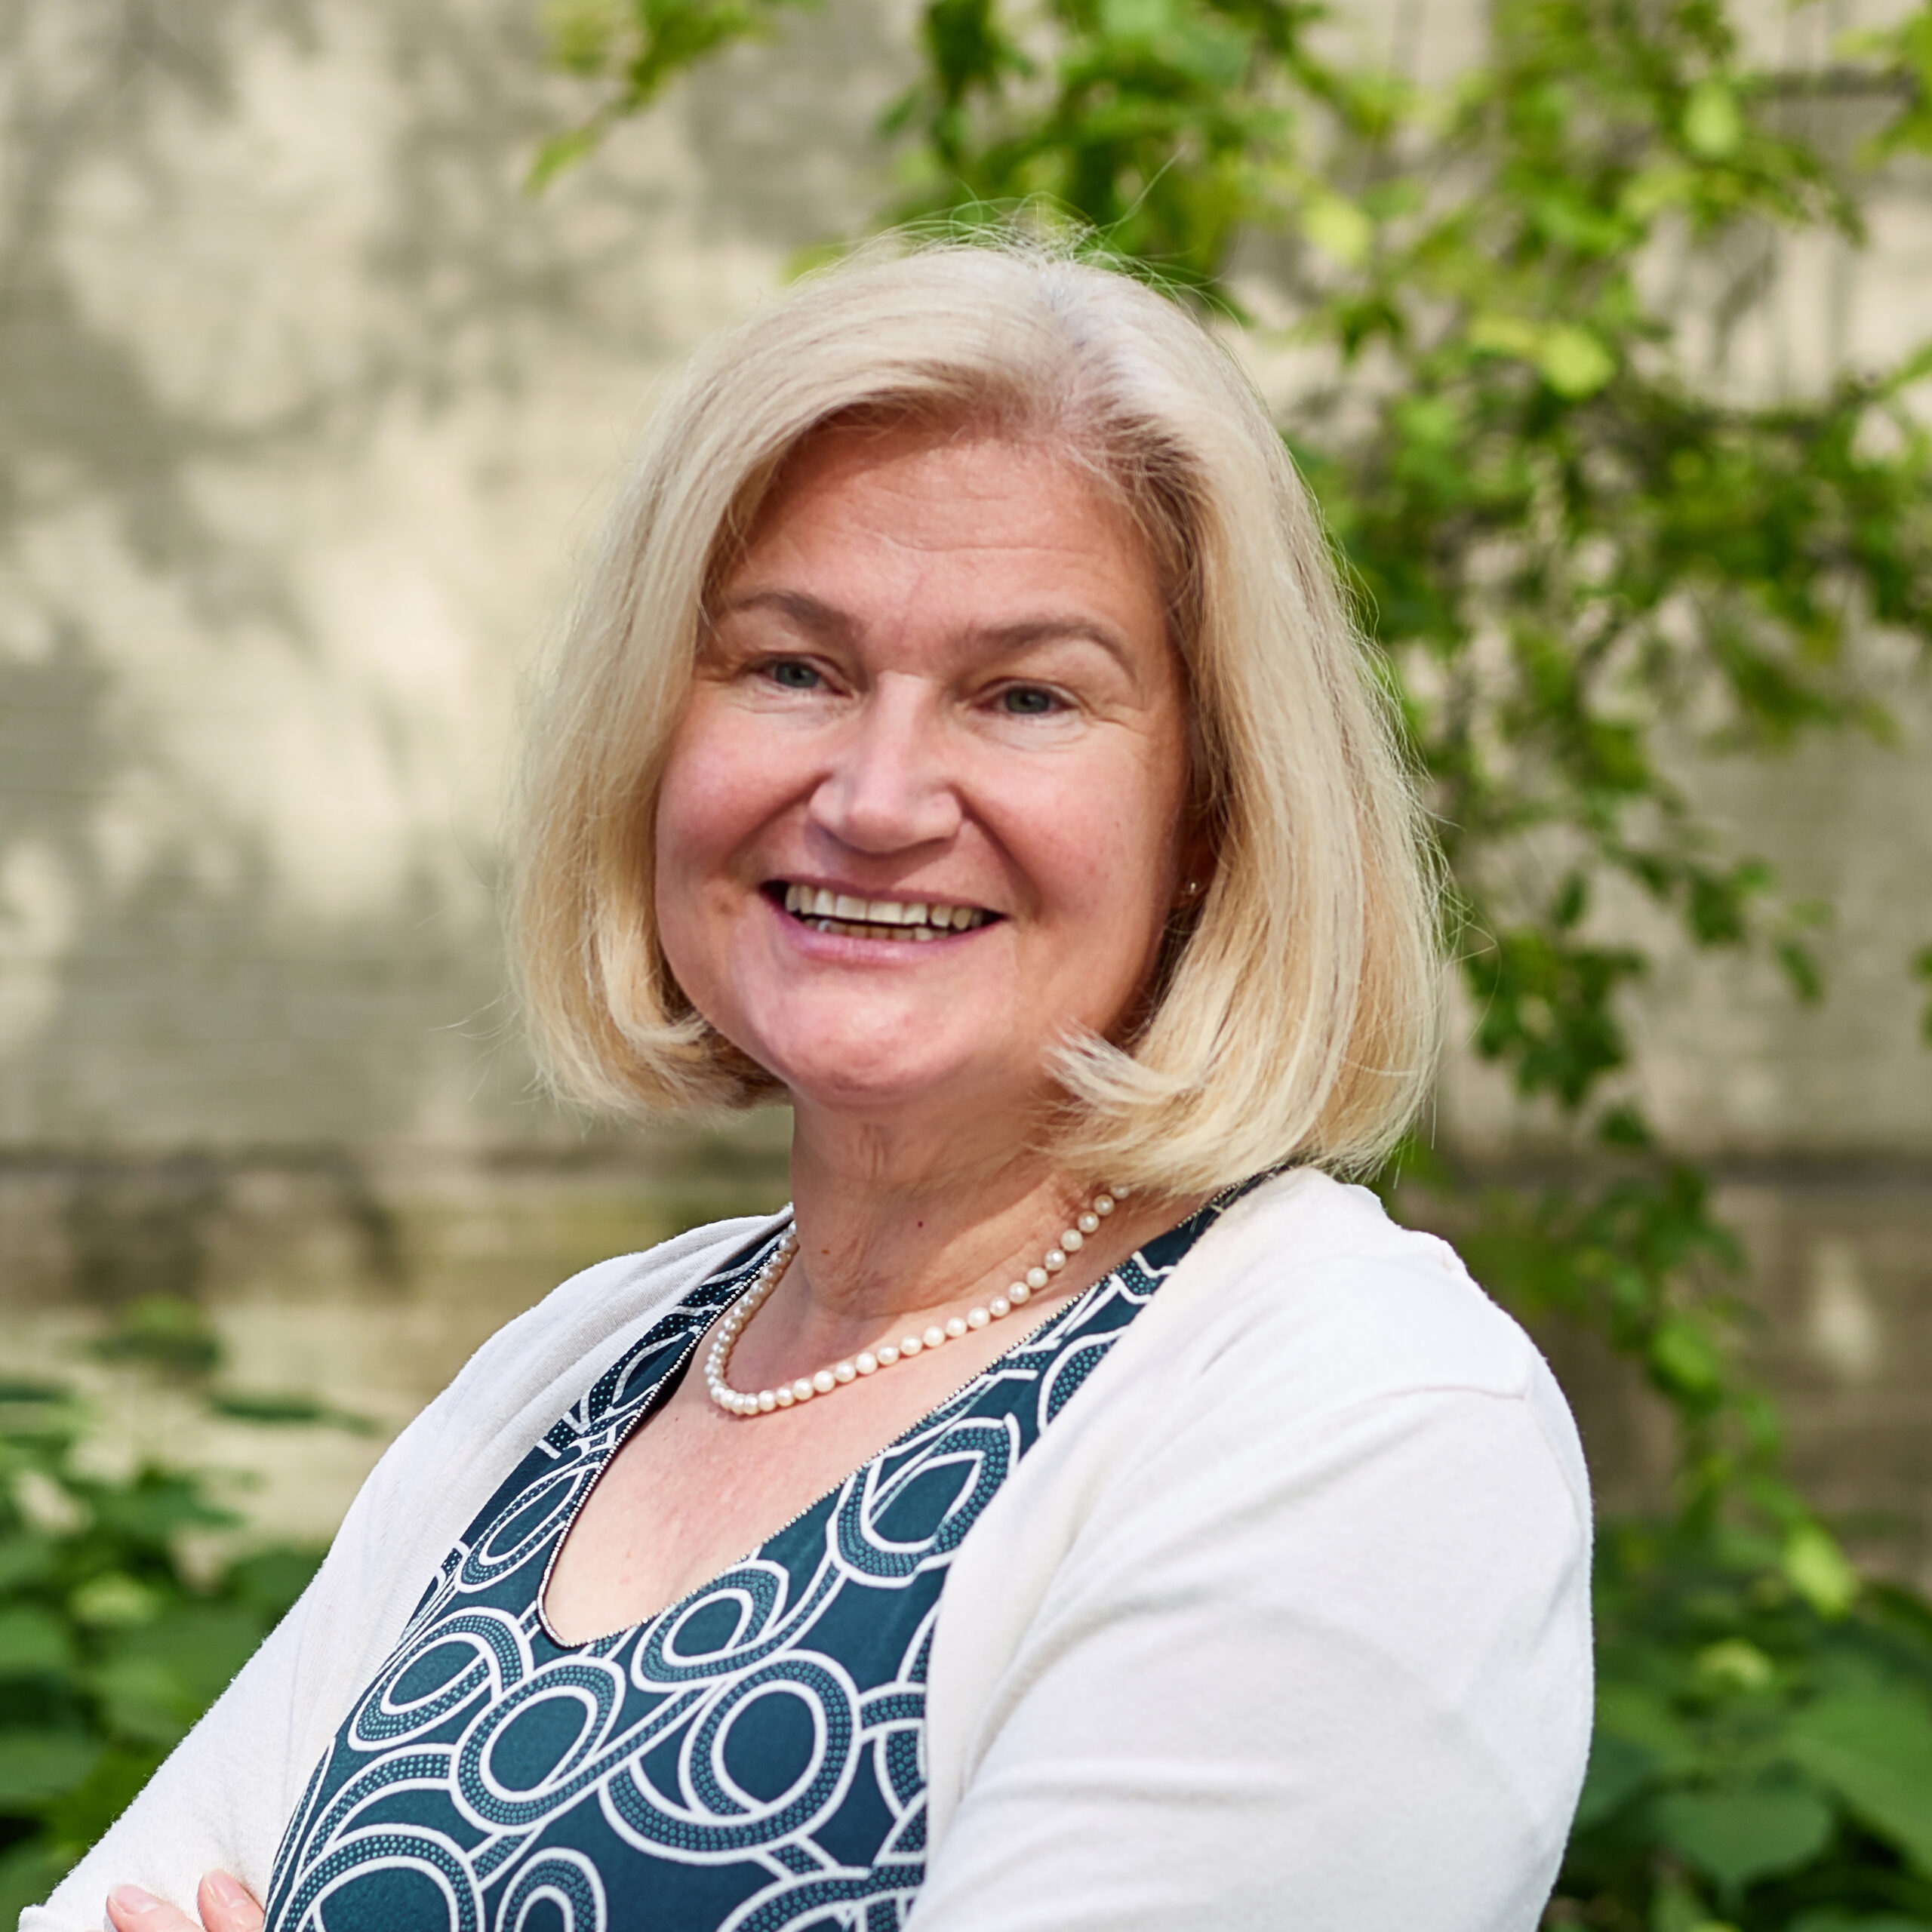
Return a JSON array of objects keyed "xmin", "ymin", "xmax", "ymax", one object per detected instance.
[{"xmin": 264, "ymin": 1199, "xmax": 1237, "ymax": 1932}]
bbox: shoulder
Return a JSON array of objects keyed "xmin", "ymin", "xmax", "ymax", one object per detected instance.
[
  {"xmin": 1110, "ymin": 1167, "xmax": 1591, "ymax": 1521},
  {"xmin": 407, "ymin": 1208, "xmax": 789, "ymax": 1457},
  {"xmin": 1177, "ymin": 1166, "xmax": 1548, "ymax": 1407}
]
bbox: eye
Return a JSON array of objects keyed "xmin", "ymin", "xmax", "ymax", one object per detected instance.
[
  {"xmin": 763, "ymin": 658, "xmax": 823, "ymax": 691},
  {"xmin": 997, "ymin": 685, "xmax": 1063, "ymax": 716}
]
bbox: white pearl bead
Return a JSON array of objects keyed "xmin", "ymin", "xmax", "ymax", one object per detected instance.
[{"xmin": 706, "ymin": 1188, "xmax": 1121, "ymax": 1419}]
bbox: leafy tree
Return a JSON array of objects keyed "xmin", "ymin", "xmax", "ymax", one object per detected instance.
[{"xmin": 537, "ymin": 0, "xmax": 1932, "ymax": 1920}]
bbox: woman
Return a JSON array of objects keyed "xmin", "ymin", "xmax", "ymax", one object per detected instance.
[{"xmin": 40, "ymin": 238, "xmax": 1591, "ymax": 1932}]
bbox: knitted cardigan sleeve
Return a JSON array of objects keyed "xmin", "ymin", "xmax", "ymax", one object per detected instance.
[{"xmin": 915, "ymin": 1177, "xmax": 1595, "ymax": 1932}]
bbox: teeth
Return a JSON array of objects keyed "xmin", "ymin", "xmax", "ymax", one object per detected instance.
[{"xmin": 781, "ymin": 884, "xmax": 989, "ymax": 936}]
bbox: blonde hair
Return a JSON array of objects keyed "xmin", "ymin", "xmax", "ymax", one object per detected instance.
[{"xmin": 512, "ymin": 235, "xmax": 1442, "ymax": 1194}]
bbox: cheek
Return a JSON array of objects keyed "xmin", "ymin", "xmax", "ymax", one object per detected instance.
[
  {"xmin": 654, "ymin": 709, "xmax": 768, "ymax": 889},
  {"xmin": 1020, "ymin": 746, "xmax": 1183, "ymax": 953}
]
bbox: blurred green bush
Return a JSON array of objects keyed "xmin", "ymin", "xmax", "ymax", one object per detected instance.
[
  {"xmin": 1561, "ymin": 1524, "xmax": 1932, "ymax": 1929},
  {"xmin": 0, "ymin": 1351, "xmax": 323, "ymax": 1924}
]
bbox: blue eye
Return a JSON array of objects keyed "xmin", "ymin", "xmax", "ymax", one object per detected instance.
[
  {"xmin": 768, "ymin": 660, "xmax": 822, "ymax": 690},
  {"xmin": 1000, "ymin": 686, "xmax": 1059, "ymax": 715}
]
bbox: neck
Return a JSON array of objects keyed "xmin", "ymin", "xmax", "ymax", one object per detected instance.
[
  {"xmin": 752, "ymin": 1092, "xmax": 1165, "ymax": 1370},
  {"xmin": 784, "ymin": 1100, "xmax": 1081, "ymax": 1315}
]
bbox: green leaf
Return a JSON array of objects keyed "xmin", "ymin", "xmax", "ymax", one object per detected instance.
[
  {"xmin": 1651, "ymin": 1874, "xmax": 1731, "ymax": 1932},
  {"xmin": 541, "ymin": 0, "xmax": 627, "ymax": 72},
  {"xmin": 1786, "ymin": 1691, "xmax": 1932, "ymax": 1873},
  {"xmin": 1596, "ymin": 1682, "xmax": 1703, "ymax": 1777},
  {"xmin": 1784, "ymin": 1523, "xmax": 1859, "ymax": 1619},
  {"xmin": 1650, "ymin": 1318, "xmax": 1726, "ymax": 1400},
  {"xmin": 1693, "ymin": 1638, "xmax": 1776, "ymax": 1693},
  {"xmin": 0, "ymin": 1537, "xmax": 57, "ymax": 1595},
  {"xmin": 1301, "ymin": 194, "xmax": 1373, "ymax": 267},
  {"xmin": 1536, "ymin": 324, "xmax": 1617, "ymax": 398},
  {"xmin": 1468, "ymin": 311, "xmax": 1544, "ymax": 360},
  {"xmin": 0, "ymin": 1841, "xmax": 80, "ymax": 1930},
  {"xmin": 68, "ymin": 1574, "xmax": 161, "ymax": 1629},
  {"xmin": 208, "ymin": 1390, "xmax": 377, "ymax": 1434},
  {"xmin": 0, "ymin": 1606, "xmax": 72, "ymax": 1678},
  {"xmin": 526, "ymin": 123, "xmax": 608, "ymax": 192},
  {"xmin": 1651, "ymin": 1784, "xmax": 1835, "ymax": 1895},
  {"xmin": 102, "ymin": 1604, "xmax": 266, "ymax": 1718},
  {"xmin": 0, "ymin": 1730, "xmax": 102, "ymax": 1808},
  {"xmin": 1574, "ymin": 1727, "xmax": 1657, "ymax": 1829},
  {"xmin": 1682, "ymin": 80, "xmax": 1743, "ymax": 159}
]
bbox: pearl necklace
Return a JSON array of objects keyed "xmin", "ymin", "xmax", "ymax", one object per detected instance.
[{"xmin": 705, "ymin": 1187, "xmax": 1123, "ymax": 1418}]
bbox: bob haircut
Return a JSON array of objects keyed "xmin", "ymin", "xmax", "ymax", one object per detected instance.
[{"xmin": 512, "ymin": 234, "xmax": 1442, "ymax": 1195}]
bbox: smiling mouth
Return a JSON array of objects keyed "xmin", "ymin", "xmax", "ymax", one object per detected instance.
[{"xmin": 771, "ymin": 881, "xmax": 996, "ymax": 943}]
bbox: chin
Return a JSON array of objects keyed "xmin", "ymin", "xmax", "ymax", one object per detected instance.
[{"xmin": 757, "ymin": 1030, "xmax": 1017, "ymax": 1117}]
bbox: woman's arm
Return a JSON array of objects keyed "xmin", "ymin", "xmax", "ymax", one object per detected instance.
[
  {"xmin": 20, "ymin": 1392, "xmax": 448, "ymax": 1932},
  {"xmin": 19, "ymin": 1224, "xmax": 771, "ymax": 1932},
  {"xmin": 915, "ymin": 1377, "xmax": 1592, "ymax": 1931}
]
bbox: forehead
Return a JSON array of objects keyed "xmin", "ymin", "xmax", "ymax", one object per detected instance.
[{"xmin": 734, "ymin": 418, "xmax": 1153, "ymax": 582}]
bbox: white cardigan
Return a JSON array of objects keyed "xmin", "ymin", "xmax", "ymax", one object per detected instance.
[{"xmin": 29, "ymin": 1168, "xmax": 1593, "ymax": 1932}]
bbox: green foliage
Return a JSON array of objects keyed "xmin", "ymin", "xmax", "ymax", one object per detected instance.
[
  {"xmin": 536, "ymin": 0, "xmax": 1932, "ymax": 1921},
  {"xmin": 0, "ymin": 1379, "xmax": 322, "ymax": 1923},
  {"xmin": 1555, "ymin": 1527, "xmax": 1932, "ymax": 1928}
]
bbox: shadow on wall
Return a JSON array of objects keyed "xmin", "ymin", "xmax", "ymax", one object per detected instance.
[{"xmin": 0, "ymin": 0, "xmax": 904, "ymax": 1156}]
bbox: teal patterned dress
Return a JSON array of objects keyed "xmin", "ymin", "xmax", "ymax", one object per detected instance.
[{"xmin": 261, "ymin": 1193, "xmax": 1237, "ymax": 1932}]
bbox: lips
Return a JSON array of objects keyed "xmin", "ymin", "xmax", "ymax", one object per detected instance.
[{"xmin": 774, "ymin": 881, "xmax": 995, "ymax": 943}]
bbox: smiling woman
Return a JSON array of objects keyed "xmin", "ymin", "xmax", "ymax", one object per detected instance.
[{"xmin": 33, "ymin": 238, "xmax": 1593, "ymax": 1932}]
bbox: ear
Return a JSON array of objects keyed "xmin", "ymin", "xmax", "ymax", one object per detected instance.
[{"xmin": 1171, "ymin": 820, "xmax": 1217, "ymax": 909}]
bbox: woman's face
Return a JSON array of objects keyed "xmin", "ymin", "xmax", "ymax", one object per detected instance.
[{"xmin": 653, "ymin": 421, "xmax": 1192, "ymax": 1136}]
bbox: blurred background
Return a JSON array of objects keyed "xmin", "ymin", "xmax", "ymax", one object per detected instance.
[{"xmin": 2, "ymin": 0, "xmax": 1931, "ymax": 1921}]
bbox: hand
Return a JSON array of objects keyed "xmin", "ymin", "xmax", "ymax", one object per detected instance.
[{"xmin": 106, "ymin": 1872, "xmax": 263, "ymax": 1932}]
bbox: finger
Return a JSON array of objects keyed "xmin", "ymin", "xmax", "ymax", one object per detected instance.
[
  {"xmin": 196, "ymin": 1872, "xmax": 265, "ymax": 1932},
  {"xmin": 105, "ymin": 1886, "xmax": 202, "ymax": 1932}
]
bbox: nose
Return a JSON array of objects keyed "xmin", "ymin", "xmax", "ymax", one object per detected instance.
[{"xmin": 806, "ymin": 675, "xmax": 963, "ymax": 855}]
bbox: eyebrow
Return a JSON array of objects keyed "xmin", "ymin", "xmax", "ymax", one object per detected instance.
[{"xmin": 715, "ymin": 588, "xmax": 1137, "ymax": 674}]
